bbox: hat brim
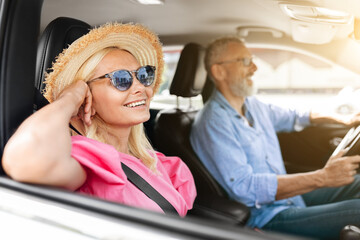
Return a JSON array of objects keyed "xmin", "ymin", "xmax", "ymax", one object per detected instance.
[{"xmin": 44, "ymin": 23, "xmax": 164, "ymax": 102}]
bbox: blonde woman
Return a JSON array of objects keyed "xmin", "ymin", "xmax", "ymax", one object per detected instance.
[{"xmin": 2, "ymin": 23, "xmax": 196, "ymax": 216}]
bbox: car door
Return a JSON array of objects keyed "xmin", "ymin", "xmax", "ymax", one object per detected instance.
[{"xmin": 0, "ymin": 1, "xmax": 306, "ymax": 239}]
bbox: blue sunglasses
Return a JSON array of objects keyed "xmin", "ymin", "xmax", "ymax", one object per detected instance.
[{"xmin": 88, "ymin": 65, "xmax": 156, "ymax": 91}]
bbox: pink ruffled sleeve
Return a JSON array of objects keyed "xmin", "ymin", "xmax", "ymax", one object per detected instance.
[
  {"xmin": 156, "ymin": 152, "xmax": 197, "ymax": 210},
  {"xmin": 71, "ymin": 136, "xmax": 127, "ymax": 199}
]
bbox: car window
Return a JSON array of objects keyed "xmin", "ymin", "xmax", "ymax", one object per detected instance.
[
  {"xmin": 153, "ymin": 45, "xmax": 360, "ymax": 115},
  {"xmin": 151, "ymin": 46, "xmax": 203, "ymax": 110},
  {"xmin": 251, "ymin": 48, "xmax": 360, "ymax": 115},
  {"xmin": 157, "ymin": 46, "xmax": 181, "ymax": 95}
]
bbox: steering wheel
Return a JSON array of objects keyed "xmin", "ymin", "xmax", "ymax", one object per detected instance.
[{"xmin": 333, "ymin": 125, "xmax": 360, "ymax": 157}]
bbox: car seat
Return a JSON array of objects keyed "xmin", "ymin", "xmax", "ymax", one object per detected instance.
[
  {"xmin": 201, "ymin": 75, "xmax": 215, "ymax": 104},
  {"xmin": 35, "ymin": 17, "xmax": 91, "ymax": 93},
  {"xmin": 34, "ymin": 19, "xmax": 249, "ymax": 224},
  {"xmin": 153, "ymin": 43, "xmax": 250, "ymax": 225},
  {"xmin": 33, "ymin": 17, "xmax": 91, "ymax": 114}
]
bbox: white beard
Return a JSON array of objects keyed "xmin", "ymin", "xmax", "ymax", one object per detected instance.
[{"xmin": 230, "ymin": 77, "xmax": 257, "ymax": 97}]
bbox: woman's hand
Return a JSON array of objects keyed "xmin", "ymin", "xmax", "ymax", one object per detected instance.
[{"xmin": 58, "ymin": 81, "xmax": 94, "ymax": 126}]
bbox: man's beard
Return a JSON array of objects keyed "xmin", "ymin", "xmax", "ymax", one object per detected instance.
[{"xmin": 229, "ymin": 77, "xmax": 257, "ymax": 97}]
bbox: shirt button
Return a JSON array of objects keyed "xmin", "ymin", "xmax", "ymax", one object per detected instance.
[
  {"xmin": 265, "ymin": 155, "xmax": 268, "ymax": 159},
  {"xmin": 230, "ymin": 178, "xmax": 234, "ymax": 182}
]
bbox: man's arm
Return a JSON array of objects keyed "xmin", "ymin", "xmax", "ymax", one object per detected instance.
[
  {"xmin": 310, "ymin": 111, "xmax": 360, "ymax": 126},
  {"xmin": 276, "ymin": 150, "xmax": 360, "ymax": 200}
]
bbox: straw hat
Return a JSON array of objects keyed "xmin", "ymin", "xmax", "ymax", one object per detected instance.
[{"xmin": 44, "ymin": 22, "xmax": 164, "ymax": 102}]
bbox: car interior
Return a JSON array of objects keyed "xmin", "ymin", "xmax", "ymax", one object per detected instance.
[
  {"xmin": 32, "ymin": 15, "xmax": 251, "ymax": 225},
  {"xmin": 153, "ymin": 42, "xmax": 250, "ymax": 224},
  {"xmin": 2, "ymin": 0, "xmax": 360, "ymax": 239},
  {"xmin": 0, "ymin": 2, "xmax": 260, "ymax": 238}
]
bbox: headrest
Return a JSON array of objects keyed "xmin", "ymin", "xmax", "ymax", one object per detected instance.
[
  {"xmin": 170, "ymin": 43, "xmax": 207, "ymax": 98},
  {"xmin": 35, "ymin": 17, "xmax": 91, "ymax": 92},
  {"xmin": 201, "ymin": 75, "xmax": 215, "ymax": 103}
]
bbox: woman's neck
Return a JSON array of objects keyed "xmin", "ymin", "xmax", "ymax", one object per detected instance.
[
  {"xmin": 105, "ymin": 126, "xmax": 131, "ymax": 155},
  {"xmin": 70, "ymin": 118, "xmax": 132, "ymax": 155}
]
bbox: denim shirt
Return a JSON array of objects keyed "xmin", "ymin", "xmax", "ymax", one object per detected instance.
[{"xmin": 190, "ymin": 90, "xmax": 310, "ymax": 228}]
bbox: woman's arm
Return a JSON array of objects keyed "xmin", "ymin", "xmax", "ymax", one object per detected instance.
[{"xmin": 2, "ymin": 81, "xmax": 92, "ymax": 190}]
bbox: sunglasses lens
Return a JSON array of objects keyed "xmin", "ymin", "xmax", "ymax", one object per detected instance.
[
  {"xmin": 112, "ymin": 71, "xmax": 133, "ymax": 91},
  {"xmin": 137, "ymin": 66, "xmax": 155, "ymax": 86},
  {"xmin": 109, "ymin": 66, "xmax": 155, "ymax": 91}
]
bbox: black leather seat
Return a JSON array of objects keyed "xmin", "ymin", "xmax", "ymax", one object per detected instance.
[
  {"xmin": 35, "ymin": 17, "xmax": 91, "ymax": 92},
  {"xmin": 33, "ymin": 17, "xmax": 91, "ymax": 111},
  {"xmin": 201, "ymin": 75, "xmax": 215, "ymax": 104},
  {"xmin": 35, "ymin": 20, "xmax": 250, "ymax": 224},
  {"xmin": 153, "ymin": 43, "xmax": 250, "ymax": 225}
]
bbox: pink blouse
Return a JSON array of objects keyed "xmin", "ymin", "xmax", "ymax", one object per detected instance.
[{"xmin": 71, "ymin": 135, "xmax": 196, "ymax": 216}]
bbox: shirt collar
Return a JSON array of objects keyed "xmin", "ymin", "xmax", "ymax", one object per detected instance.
[{"xmin": 212, "ymin": 89, "xmax": 246, "ymax": 118}]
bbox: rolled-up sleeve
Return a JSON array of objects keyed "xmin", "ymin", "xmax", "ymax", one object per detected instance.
[
  {"xmin": 191, "ymin": 93, "xmax": 307, "ymax": 227},
  {"xmin": 266, "ymin": 103, "xmax": 310, "ymax": 132},
  {"xmin": 191, "ymin": 107, "xmax": 278, "ymax": 207},
  {"xmin": 294, "ymin": 110, "xmax": 311, "ymax": 131},
  {"xmin": 221, "ymin": 149, "xmax": 278, "ymax": 206},
  {"xmin": 253, "ymin": 173, "xmax": 278, "ymax": 205}
]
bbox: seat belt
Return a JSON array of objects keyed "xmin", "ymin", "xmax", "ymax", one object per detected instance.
[
  {"xmin": 33, "ymin": 86, "xmax": 49, "ymax": 111},
  {"xmin": 34, "ymin": 87, "xmax": 178, "ymax": 215},
  {"xmin": 121, "ymin": 162, "xmax": 178, "ymax": 215}
]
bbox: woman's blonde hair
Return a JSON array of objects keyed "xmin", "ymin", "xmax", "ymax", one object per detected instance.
[
  {"xmin": 70, "ymin": 47, "xmax": 158, "ymax": 172},
  {"xmin": 43, "ymin": 23, "xmax": 164, "ymax": 172}
]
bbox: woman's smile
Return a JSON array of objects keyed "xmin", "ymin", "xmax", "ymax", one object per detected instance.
[{"xmin": 124, "ymin": 99, "xmax": 147, "ymax": 108}]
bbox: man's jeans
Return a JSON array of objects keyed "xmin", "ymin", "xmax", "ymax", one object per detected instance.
[{"xmin": 263, "ymin": 175, "xmax": 360, "ymax": 239}]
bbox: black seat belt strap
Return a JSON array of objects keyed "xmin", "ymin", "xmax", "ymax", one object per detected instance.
[
  {"xmin": 34, "ymin": 87, "xmax": 177, "ymax": 215},
  {"xmin": 34, "ymin": 86, "xmax": 49, "ymax": 111},
  {"xmin": 69, "ymin": 124, "xmax": 82, "ymax": 135},
  {"xmin": 121, "ymin": 162, "xmax": 178, "ymax": 215}
]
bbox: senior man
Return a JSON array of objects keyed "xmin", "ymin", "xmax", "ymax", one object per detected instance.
[{"xmin": 190, "ymin": 36, "xmax": 360, "ymax": 239}]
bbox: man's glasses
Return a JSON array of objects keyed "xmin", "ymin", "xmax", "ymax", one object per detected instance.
[
  {"xmin": 88, "ymin": 65, "xmax": 156, "ymax": 91},
  {"xmin": 217, "ymin": 57, "xmax": 253, "ymax": 67}
]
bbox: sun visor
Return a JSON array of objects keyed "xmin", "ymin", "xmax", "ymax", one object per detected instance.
[
  {"xmin": 290, "ymin": 20, "xmax": 338, "ymax": 44},
  {"xmin": 280, "ymin": 3, "xmax": 354, "ymax": 44}
]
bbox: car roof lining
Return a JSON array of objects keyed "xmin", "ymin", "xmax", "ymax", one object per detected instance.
[{"xmin": 243, "ymin": 32, "xmax": 360, "ymax": 75}]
